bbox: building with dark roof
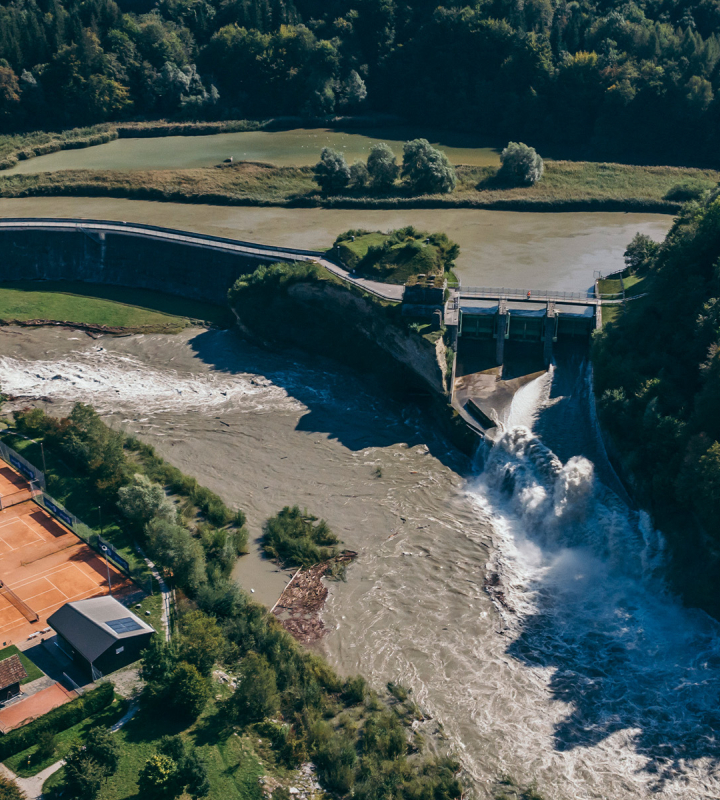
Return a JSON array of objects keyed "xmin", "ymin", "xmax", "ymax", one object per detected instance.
[
  {"xmin": 0, "ymin": 655, "xmax": 27, "ymax": 702},
  {"xmin": 47, "ymin": 596, "xmax": 155, "ymax": 680}
]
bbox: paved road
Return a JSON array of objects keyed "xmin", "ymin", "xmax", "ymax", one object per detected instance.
[{"xmin": 0, "ymin": 218, "xmax": 404, "ymax": 302}]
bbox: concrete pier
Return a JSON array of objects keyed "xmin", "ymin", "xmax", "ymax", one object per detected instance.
[
  {"xmin": 496, "ymin": 300, "xmax": 508, "ymax": 365},
  {"xmin": 543, "ymin": 303, "xmax": 556, "ymax": 366}
]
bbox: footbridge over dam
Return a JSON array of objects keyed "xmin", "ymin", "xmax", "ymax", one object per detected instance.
[{"xmin": 447, "ymin": 286, "xmax": 603, "ymax": 368}]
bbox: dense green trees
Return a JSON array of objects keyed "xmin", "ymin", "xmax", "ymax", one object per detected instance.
[
  {"xmin": 1, "ymin": 0, "xmax": 719, "ymax": 162},
  {"xmin": 7, "ymin": 405, "xmax": 462, "ymax": 800},
  {"xmin": 313, "ymin": 139, "xmax": 456, "ymax": 195},
  {"xmin": 62, "ymin": 726, "xmax": 121, "ymax": 800},
  {"xmin": 594, "ymin": 190, "xmax": 720, "ymax": 612}
]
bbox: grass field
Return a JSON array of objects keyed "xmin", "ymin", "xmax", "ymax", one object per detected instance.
[
  {"xmin": 4, "ymin": 696, "xmax": 126, "ymax": 777},
  {"xmin": 0, "ymin": 281, "xmax": 228, "ymax": 331},
  {"xmin": 0, "ymin": 159, "xmax": 715, "ymax": 211},
  {"xmin": 598, "ymin": 274, "xmax": 648, "ymax": 325},
  {"xmin": 42, "ymin": 701, "xmax": 266, "ymax": 800},
  {"xmin": 335, "ymin": 230, "xmax": 447, "ymax": 283},
  {"xmin": 0, "ymin": 644, "xmax": 44, "ymax": 684}
]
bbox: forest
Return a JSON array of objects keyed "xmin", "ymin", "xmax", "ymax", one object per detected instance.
[
  {"xmin": 594, "ymin": 190, "xmax": 720, "ymax": 614},
  {"xmin": 0, "ymin": 0, "xmax": 719, "ymax": 164}
]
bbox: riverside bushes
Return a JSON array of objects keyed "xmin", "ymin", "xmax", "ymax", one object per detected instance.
[
  {"xmin": 262, "ymin": 506, "xmax": 340, "ymax": 567},
  {"xmin": 8, "ymin": 404, "xmax": 463, "ymax": 800}
]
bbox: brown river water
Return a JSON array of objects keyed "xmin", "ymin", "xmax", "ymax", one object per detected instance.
[
  {"xmin": 1, "ymin": 323, "xmax": 719, "ymax": 800},
  {"xmin": 0, "ymin": 198, "xmax": 672, "ymax": 291},
  {"xmin": 1, "ymin": 203, "xmax": 718, "ymax": 800}
]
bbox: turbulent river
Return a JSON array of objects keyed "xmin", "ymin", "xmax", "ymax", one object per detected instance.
[{"xmin": 1, "ymin": 326, "xmax": 719, "ymax": 800}]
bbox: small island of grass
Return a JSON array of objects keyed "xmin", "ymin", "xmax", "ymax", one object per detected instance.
[{"xmin": 332, "ymin": 226, "xmax": 459, "ymax": 285}]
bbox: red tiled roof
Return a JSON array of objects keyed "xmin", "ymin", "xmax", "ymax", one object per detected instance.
[{"xmin": 0, "ymin": 654, "xmax": 28, "ymax": 690}]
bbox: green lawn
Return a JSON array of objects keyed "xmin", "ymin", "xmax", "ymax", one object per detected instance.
[
  {"xmin": 335, "ymin": 231, "xmax": 446, "ymax": 284},
  {"xmin": 42, "ymin": 702, "xmax": 265, "ymax": 800},
  {"xmin": 0, "ymin": 645, "xmax": 44, "ymax": 684},
  {"xmin": 334, "ymin": 232, "xmax": 388, "ymax": 266},
  {"xmin": 599, "ymin": 274, "xmax": 648, "ymax": 326},
  {"xmin": 5, "ymin": 697, "xmax": 127, "ymax": 777},
  {"xmin": 0, "ymin": 281, "xmax": 229, "ymax": 331},
  {"xmin": 128, "ymin": 591, "xmax": 164, "ymax": 636}
]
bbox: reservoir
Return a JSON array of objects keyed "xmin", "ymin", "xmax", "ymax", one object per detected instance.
[
  {"xmin": 0, "ymin": 198, "xmax": 672, "ymax": 291},
  {"xmin": 3, "ymin": 128, "xmax": 501, "ymax": 173}
]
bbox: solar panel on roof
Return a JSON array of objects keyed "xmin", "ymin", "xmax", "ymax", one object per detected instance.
[{"xmin": 106, "ymin": 617, "xmax": 143, "ymax": 634}]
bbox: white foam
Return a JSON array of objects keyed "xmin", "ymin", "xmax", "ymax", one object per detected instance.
[{"xmin": 0, "ymin": 349, "xmax": 303, "ymax": 415}]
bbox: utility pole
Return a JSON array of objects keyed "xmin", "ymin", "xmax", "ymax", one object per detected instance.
[{"xmin": 101, "ymin": 544, "xmax": 113, "ymax": 595}]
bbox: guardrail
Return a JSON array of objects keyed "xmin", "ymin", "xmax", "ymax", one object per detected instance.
[
  {"xmin": 0, "ymin": 217, "xmax": 327, "ymax": 259},
  {"xmin": 460, "ymin": 287, "xmax": 595, "ymax": 302}
]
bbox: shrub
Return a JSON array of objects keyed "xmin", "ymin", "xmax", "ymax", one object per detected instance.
[
  {"xmin": 36, "ymin": 730, "xmax": 56, "ymax": 760},
  {"xmin": 262, "ymin": 506, "xmax": 339, "ymax": 567},
  {"xmin": 401, "ymin": 139, "xmax": 456, "ymax": 194},
  {"xmin": 343, "ymin": 675, "xmax": 367, "ymax": 705},
  {"xmin": 230, "ymin": 652, "xmax": 280, "ymax": 722},
  {"xmin": 367, "ymin": 143, "xmax": 399, "ymax": 190},
  {"xmin": 498, "ymin": 141, "xmax": 544, "ymax": 186},
  {"xmin": 664, "ymin": 181, "xmax": 710, "ymax": 202},
  {"xmin": 0, "ymin": 774, "xmax": 24, "ymax": 800},
  {"xmin": 313, "ymin": 147, "xmax": 351, "ymax": 194}
]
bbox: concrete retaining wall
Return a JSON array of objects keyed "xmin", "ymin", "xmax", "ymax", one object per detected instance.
[{"xmin": 0, "ymin": 229, "xmax": 277, "ymax": 304}]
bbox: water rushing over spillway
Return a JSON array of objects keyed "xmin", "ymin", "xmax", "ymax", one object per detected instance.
[{"xmin": 1, "ymin": 327, "xmax": 719, "ymax": 799}]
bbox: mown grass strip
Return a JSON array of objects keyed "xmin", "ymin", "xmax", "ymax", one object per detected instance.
[{"xmin": 0, "ymin": 281, "xmax": 229, "ymax": 331}]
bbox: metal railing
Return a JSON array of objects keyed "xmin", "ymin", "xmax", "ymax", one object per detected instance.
[{"xmin": 459, "ymin": 286, "xmax": 595, "ymax": 302}]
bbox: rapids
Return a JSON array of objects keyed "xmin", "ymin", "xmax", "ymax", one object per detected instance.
[{"xmin": 0, "ymin": 327, "xmax": 718, "ymax": 799}]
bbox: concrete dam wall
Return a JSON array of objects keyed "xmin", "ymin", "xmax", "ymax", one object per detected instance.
[{"xmin": 0, "ymin": 221, "xmax": 319, "ymax": 304}]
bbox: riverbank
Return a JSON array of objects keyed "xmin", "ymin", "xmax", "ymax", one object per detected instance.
[
  {"xmin": 0, "ymin": 281, "xmax": 229, "ymax": 333},
  {"xmin": 0, "ymin": 159, "xmax": 713, "ymax": 211}
]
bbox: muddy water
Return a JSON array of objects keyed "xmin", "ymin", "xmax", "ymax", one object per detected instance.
[
  {"xmin": 0, "ymin": 198, "xmax": 672, "ymax": 291},
  {"xmin": 0, "ymin": 326, "xmax": 469, "ymax": 607},
  {"xmin": 1, "ymin": 327, "xmax": 719, "ymax": 800},
  {"xmin": 5, "ymin": 128, "xmax": 500, "ymax": 174}
]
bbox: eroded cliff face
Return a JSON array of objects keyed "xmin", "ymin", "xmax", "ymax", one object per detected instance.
[
  {"xmin": 233, "ymin": 278, "xmax": 448, "ymax": 396},
  {"xmin": 288, "ymin": 282, "xmax": 448, "ymax": 394}
]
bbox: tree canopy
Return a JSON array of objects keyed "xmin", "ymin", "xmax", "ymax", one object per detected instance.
[
  {"xmin": 594, "ymin": 189, "xmax": 720, "ymax": 613},
  {"xmin": 1, "ymin": 0, "xmax": 719, "ymax": 163}
]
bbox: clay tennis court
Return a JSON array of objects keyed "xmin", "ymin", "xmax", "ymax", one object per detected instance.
[{"xmin": 0, "ymin": 465, "xmax": 132, "ymax": 646}]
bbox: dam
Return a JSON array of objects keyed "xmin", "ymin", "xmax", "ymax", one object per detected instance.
[{"xmin": 1, "ymin": 208, "xmax": 718, "ymax": 800}]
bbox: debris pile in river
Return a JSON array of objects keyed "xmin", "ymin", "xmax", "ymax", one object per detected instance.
[{"xmin": 272, "ymin": 551, "xmax": 356, "ymax": 644}]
